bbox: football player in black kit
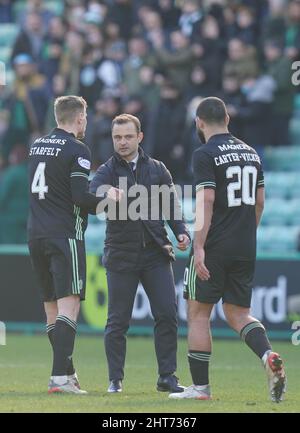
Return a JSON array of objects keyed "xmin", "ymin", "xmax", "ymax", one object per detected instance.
[
  {"xmin": 169, "ymin": 97, "xmax": 286, "ymax": 403},
  {"xmin": 28, "ymin": 96, "xmax": 102, "ymax": 394}
]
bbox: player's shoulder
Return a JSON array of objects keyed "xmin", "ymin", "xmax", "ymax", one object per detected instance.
[
  {"xmin": 192, "ymin": 145, "xmax": 212, "ymax": 163},
  {"xmin": 210, "ymin": 134, "xmax": 259, "ymax": 156}
]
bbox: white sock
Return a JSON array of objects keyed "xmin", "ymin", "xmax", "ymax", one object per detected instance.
[
  {"xmin": 262, "ymin": 349, "xmax": 272, "ymax": 366},
  {"xmin": 194, "ymin": 384, "xmax": 209, "ymax": 390},
  {"xmin": 51, "ymin": 375, "xmax": 68, "ymax": 385}
]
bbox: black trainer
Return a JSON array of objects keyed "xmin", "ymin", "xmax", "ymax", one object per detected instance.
[
  {"xmin": 107, "ymin": 380, "xmax": 122, "ymax": 393},
  {"xmin": 157, "ymin": 375, "xmax": 185, "ymax": 393}
]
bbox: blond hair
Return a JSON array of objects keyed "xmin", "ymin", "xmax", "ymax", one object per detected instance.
[{"xmin": 54, "ymin": 95, "xmax": 87, "ymax": 125}]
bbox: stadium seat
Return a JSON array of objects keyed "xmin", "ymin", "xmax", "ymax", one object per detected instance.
[
  {"xmin": 261, "ymin": 199, "xmax": 288, "ymax": 226},
  {"xmin": 286, "ymin": 199, "xmax": 300, "ymax": 225},
  {"xmin": 264, "ymin": 147, "xmax": 300, "ymax": 171},
  {"xmin": 261, "ymin": 198, "xmax": 300, "ymax": 226},
  {"xmin": 4, "ymin": 68, "xmax": 15, "ymax": 86},
  {"xmin": 13, "ymin": 0, "xmax": 64, "ymax": 20},
  {"xmin": 0, "ymin": 23, "xmax": 18, "ymax": 47},
  {"xmin": 45, "ymin": 0, "xmax": 65, "ymax": 16},
  {"xmin": 264, "ymin": 172, "xmax": 291, "ymax": 199},
  {"xmin": 257, "ymin": 226, "xmax": 299, "ymax": 253},
  {"xmin": 85, "ymin": 223, "xmax": 106, "ymax": 254},
  {"xmin": 0, "ymin": 46, "xmax": 12, "ymax": 64}
]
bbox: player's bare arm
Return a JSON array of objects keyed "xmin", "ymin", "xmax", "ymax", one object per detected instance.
[
  {"xmin": 255, "ymin": 187, "xmax": 265, "ymax": 227},
  {"xmin": 193, "ymin": 188, "xmax": 215, "ymax": 281}
]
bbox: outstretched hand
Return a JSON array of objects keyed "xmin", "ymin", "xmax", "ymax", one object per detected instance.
[{"xmin": 176, "ymin": 234, "xmax": 190, "ymax": 251}]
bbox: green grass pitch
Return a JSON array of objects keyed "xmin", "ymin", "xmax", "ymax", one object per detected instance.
[{"xmin": 0, "ymin": 334, "xmax": 299, "ymax": 413}]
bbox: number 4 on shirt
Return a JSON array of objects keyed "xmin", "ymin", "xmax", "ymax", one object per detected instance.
[{"xmin": 31, "ymin": 162, "xmax": 49, "ymax": 200}]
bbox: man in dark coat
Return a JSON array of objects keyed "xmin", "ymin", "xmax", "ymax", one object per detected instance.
[{"xmin": 90, "ymin": 113, "xmax": 190, "ymax": 394}]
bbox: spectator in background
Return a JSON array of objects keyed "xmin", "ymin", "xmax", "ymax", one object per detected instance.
[
  {"xmin": 192, "ymin": 14, "xmax": 226, "ymax": 90},
  {"xmin": 123, "ymin": 36, "xmax": 156, "ymax": 97},
  {"xmin": 264, "ymin": 0, "xmax": 300, "ymax": 61},
  {"xmin": 139, "ymin": 8, "xmax": 166, "ymax": 47},
  {"xmin": 224, "ymin": 38, "xmax": 259, "ymax": 85},
  {"xmin": 156, "ymin": 0, "xmax": 181, "ymax": 31},
  {"xmin": 179, "ymin": 0, "xmax": 204, "ymax": 38},
  {"xmin": 0, "ymin": 0, "xmax": 13, "ymax": 23},
  {"xmin": 0, "ymin": 145, "xmax": 29, "ymax": 244},
  {"xmin": 89, "ymin": 95, "xmax": 120, "ymax": 167},
  {"xmin": 284, "ymin": 0, "xmax": 300, "ymax": 61},
  {"xmin": 153, "ymin": 29, "xmax": 195, "ymax": 92},
  {"xmin": 18, "ymin": 0, "xmax": 55, "ymax": 30},
  {"xmin": 78, "ymin": 45, "xmax": 104, "ymax": 111},
  {"xmin": 122, "ymin": 95, "xmax": 148, "ymax": 137},
  {"xmin": 218, "ymin": 74, "xmax": 244, "ymax": 138},
  {"xmin": 40, "ymin": 17, "xmax": 66, "ymax": 84},
  {"xmin": 185, "ymin": 64, "xmax": 213, "ymax": 103},
  {"xmin": 137, "ymin": 66, "xmax": 161, "ymax": 112},
  {"xmin": 234, "ymin": 6, "xmax": 258, "ymax": 46},
  {"xmin": 11, "ymin": 12, "xmax": 45, "ymax": 65},
  {"xmin": 264, "ymin": 39, "xmax": 295, "ymax": 145},
  {"xmin": 264, "ymin": 0, "xmax": 287, "ymax": 43},
  {"xmin": 107, "ymin": 0, "xmax": 135, "ymax": 41},
  {"xmin": 150, "ymin": 81, "xmax": 187, "ymax": 182},
  {"xmin": 59, "ymin": 30, "xmax": 84, "ymax": 95},
  {"xmin": 238, "ymin": 72, "xmax": 276, "ymax": 158},
  {"xmin": 3, "ymin": 54, "xmax": 50, "ymax": 159},
  {"xmin": 0, "ymin": 0, "xmax": 298, "ymax": 200},
  {"xmin": 104, "ymin": 20, "xmax": 123, "ymax": 50}
]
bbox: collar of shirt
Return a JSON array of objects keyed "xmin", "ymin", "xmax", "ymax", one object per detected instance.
[{"xmin": 128, "ymin": 153, "xmax": 139, "ymax": 170}]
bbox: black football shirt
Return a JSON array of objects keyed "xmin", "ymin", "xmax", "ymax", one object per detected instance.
[
  {"xmin": 28, "ymin": 128, "xmax": 91, "ymax": 240},
  {"xmin": 192, "ymin": 133, "xmax": 264, "ymax": 259}
]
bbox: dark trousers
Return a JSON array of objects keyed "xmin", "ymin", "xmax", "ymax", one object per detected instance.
[{"xmin": 104, "ymin": 249, "xmax": 178, "ymax": 381}]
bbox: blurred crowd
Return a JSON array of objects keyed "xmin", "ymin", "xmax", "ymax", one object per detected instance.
[{"xmin": 0, "ymin": 0, "xmax": 299, "ymax": 243}]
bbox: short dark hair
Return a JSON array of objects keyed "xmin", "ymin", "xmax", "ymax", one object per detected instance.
[
  {"xmin": 196, "ymin": 97, "xmax": 228, "ymax": 125},
  {"xmin": 111, "ymin": 114, "xmax": 141, "ymax": 134}
]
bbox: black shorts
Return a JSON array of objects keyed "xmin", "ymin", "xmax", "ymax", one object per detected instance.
[
  {"xmin": 183, "ymin": 254, "xmax": 255, "ymax": 308},
  {"xmin": 28, "ymin": 238, "xmax": 86, "ymax": 302}
]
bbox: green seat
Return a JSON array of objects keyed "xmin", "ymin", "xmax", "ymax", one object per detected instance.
[
  {"xmin": 257, "ymin": 226, "xmax": 299, "ymax": 253},
  {"xmin": 261, "ymin": 199, "xmax": 290, "ymax": 226},
  {"xmin": 264, "ymin": 147, "xmax": 300, "ymax": 171},
  {"xmin": 85, "ymin": 223, "xmax": 106, "ymax": 255},
  {"xmin": 0, "ymin": 46, "xmax": 12, "ymax": 64},
  {"xmin": 45, "ymin": 0, "xmax": 64, "ymax": 16},
  {"xmin": 0, "ymin": 23, "xmax": 18, "ymax": 47},
  {"xmin": 287, "ymin": 200, "xmax": 300, "ymax": 225},
  {"xmin": 13, "ymin": 0, "xmax": 64, "ymax": 19},
  {"xmin": 264, "ymin": 172, "xmax": 293, "ymax": 199}
]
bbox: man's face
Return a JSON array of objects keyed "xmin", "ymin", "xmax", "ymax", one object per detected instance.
[
  {"xmin": 112, "ymin": 122, "xmax": 143, "ymax": 160},
  {"xmin": 77, "ymin": 108, "xmax": 87, "ymax": 139}
]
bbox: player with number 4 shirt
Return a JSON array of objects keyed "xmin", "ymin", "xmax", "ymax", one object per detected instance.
[{"xmin": 28, "ymin": 96, "xmax": 102, "ymax": 395}]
